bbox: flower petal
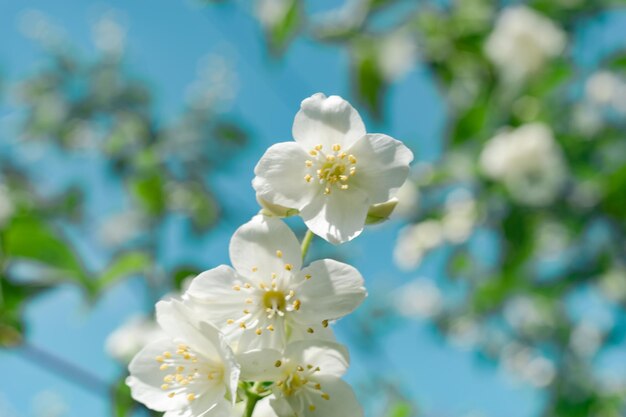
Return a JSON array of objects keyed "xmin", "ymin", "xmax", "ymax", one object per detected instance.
[
  {"xmin": 348, "ymin": 133, "xmax": 413, "ymax": 203},
  {"xmin": 253, "ymin": 142, "xmax": 319, "ymax": 209},
  {"xmin": 253, "ymin": 397, "xmax": 279, "ymax": 417},
  {"xmin": 163, "ymin": 397, "xmax": 232, "ymax": 417},
  {"xmin": 287, "ymin": 377, "xmax": 363, "ymax": 417},
  {"xmin": 285, "ymin": 340, "xmax": 350, "ymax": 378},
  {"xmin": 291, "ymin": 259, "xmax": 366, "ymax": 325},
  {"xmin": 237, "ymin": 348, "xmax": 284, "ymax": 381},
  {"xmin": 300, "ymin": 187, "xmax": 370, "ymax": 244},
  {"xmin": 156, "ymin": 299, "xmax": 240, "ymax": 402},
  {"xmin": 292, "ymin": 93, "xmax": 366, "ymax": 150},
  {"xmin": 287, "ymin": 322, "xmax": 336, "ymax": 345},
  {"xmin": 229, "ymin": 215, "xmax": 302, "ymax": 278},
  {"xmin": 127, "ymin": 338, "xmax": 191, "ymax": 412},
  {"xmin": 185, "ymin": 266, "xmax": 251, "ymax": 335}
]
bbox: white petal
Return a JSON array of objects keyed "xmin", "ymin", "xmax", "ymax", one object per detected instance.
[
  {"xmin": 287, "ymin": 322, "xmax": 336, "ymax": 345},
  {"xmin": 185, "ymin": 266, "xmax": 251, "ymax": 333},
  {"xmin": 288, "ymin": 377, "xmax": 362, "ymax": 417},
  {"xmin": 237, "ymin": 348, "xmax": 284, "ymax": 381},
  {"xmin": 156, "ymin": 299, "xmax": 216, "ymax": 356},
  {"xmin": 300, "ymin": 187, "xmax": 370, "ymax": 244},
  {"xmin": 291, "ymin": 259, "xmax": 366, "ymax": 325},
  {"xmin": 164, "ymin": 397, "xmax": 232, "ymax": 417},
  {"xmin": 253, "ymin": 142, "xmax": 319, "ymax": 209},
  {"xmin": 292, "ymin": 93, "xmax": 366, "ymax": 150},
  {"xmin": 349, "ymin": 134, "xmax": 413, "ymax": 204},
  {"xmin": 127, "ymin": 338, "xmax": 190, "ymax": 412},
  {"xmin": 229, "ymin": 215, "xmax": 302, "ymax": 278},
  {"xmin": 156, "ymin": 299, "xmax": 240, "ymax": 402},
  {"xmin": 236, "ymin": 316, "xmax": 288, "ymax": 352},
  {"xmin": 252, "ymin": 397, "xmax": 279, "ymax": 417},
  {"xmin": 285, "ymin": 340, "xmax": 350, "ymax": 378}
]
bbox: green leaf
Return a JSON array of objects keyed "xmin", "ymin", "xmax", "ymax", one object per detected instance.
[
  {"xmin": 111, "ymin": 375, "xmax": 136, "ymax": 417},
  {"xmin": 172, "ymin": 266, "xmax": 202, "ymax": 290},
  {"xmin": 98, "ymin": 251, "xmax": 152, "ymax": 290},
  {"xmin": 387, "ymin": 402, "xmax": 413, "ymax": 417},
  {"xmin": 3, "ymin": 215, "xmax": 88, "ymax": 285},
  {"xmin": 130, "ymin": 173, "xmax": 166, "ymax": 217},
  {"xmin": 266, "ymin": 0, "xmax": 301, "ymax": 55},
  {"xmin": 352, "ymin": 39, "xmax": 387, "ymax": 119},
  {"xmin": 0, "ymin": 275, "xmax": 52, "ymax": 347}
]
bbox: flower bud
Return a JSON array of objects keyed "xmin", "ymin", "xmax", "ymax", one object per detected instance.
[
  {"xmin": 365, "ymin": 198, "xmax": 398, "ymax": 225},
  {"xmin": 256, "ymin": 195, "xmax": 299, "ymax": 218}
]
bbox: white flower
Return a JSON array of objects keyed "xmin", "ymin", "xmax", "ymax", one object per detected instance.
[
  {"xmin": 185, "ymin": 215, "xmax": 366, "ymax": 351},
  {"xmin": 252, "ymin": 93, "xmax": 413, "ymax": 244},
  {"xmin": 393, "ymin": 279, "xmax": 442, "ymax": 319},
  {"xmin": 238, "ymin": 340, "xmax": 363, "ymax": 417},
  {"xmin": 377, "ymin": 29, "xmax": 418, "ymax": 82},
  {"xmin": 97, "ymin": 210, "xmax": 147, "ymax": 247},
  {"xmin": 106, "ymin": 315, "xmax": 165, "ymax": 363},
  {"xmin": 127, "ymin": 299, "xmax": 240, "ymax": 417},
  {"xmin": 585, "ymin": 71, "xmax": 626, "ymax": 113},
  {"xmin": 485, "ymin": 6, "xmax": 566, "ymax": 81},
  {"xmin": 480, "ymin": 123, "xmax": 567, "ymax": 206},
  {"xmin": 393, "ymin": 220, "xmax": 443, "ymax": 270}
]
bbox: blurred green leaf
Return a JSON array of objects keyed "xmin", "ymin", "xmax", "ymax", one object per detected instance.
[
  {"xmin": 111, "ymin": 375, "xmax": 136, "ymax": 417},
  {"xmin": 266, "ymin": 0, "xmax": 301, "ymax": 55},
  {"xmin": 98, "ymin": 251, "xmax": 152, "ymax": 291},
  {"xmin": 0, "ymin": 276, "xmax": 52, "ymax": 347},
  {"xmin": 352, "ymin": 39, "xmax": 386, "ymax": 119},
  {"xmin": 3, "ymin": 215, "xmax": 88, "ymax": 285},
  {"xmin": 172, "ymin": 266, "xmax": 202, "ymax": 290},
  {"xmin": 130, "ymin": 173, "xmax": 167, "ymax": 217},
  {"xmin": 387, "ymin": 401, "xmax": 413, "ymax": 417}
]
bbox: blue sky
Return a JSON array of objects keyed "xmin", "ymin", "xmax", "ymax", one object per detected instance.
[{"xmin": 1, "ymin": 1, "xmax": 625, "ymax": 417}]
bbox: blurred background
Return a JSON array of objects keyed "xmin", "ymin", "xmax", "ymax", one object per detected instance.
[{"xmin": 1, "ymin": 0, "xmax": 626, "ymax": 416}]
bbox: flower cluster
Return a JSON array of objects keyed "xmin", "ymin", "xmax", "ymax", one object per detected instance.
[
  {"xmin": 484, "ymin": 5, "xmax": 566, "ymax": 81},
  {"xmin": 126, "ymin": 93, "xmax": 413, "ymax": 417}
]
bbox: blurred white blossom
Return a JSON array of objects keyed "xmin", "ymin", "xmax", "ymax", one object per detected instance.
[
  {"xmin": 448, "ymin": 317, "xmax": 480, "ymax": 350},
  {"xmin": 377, "ymin": 30, "xmax": 418, "ymax": 82},
  {"xmin": 480, "ymin": 123, "xmax": 567, "ymax": 206},
  {"xmin": 18, "ymin": 9, "xmax": 66, "ymax": 48},
  {"xmin": 569, "ymin": 320, "xmax": 602, "ymax": 357},
  {"xmin": 394, "ymin": 220, "xmax": 443, "ymax": 270},
  {"xmin": 394, "ymin": 189, "xmax": 476, "ymax": 270},
  {"xmin": 393, "ymin": 279, "xmax": 442, "ymax": 319},
  {"xmin": 92, "ymin": 12, "xmax": 127, "ymax": 56},
  {"xmin": 501, "ymin": 343, "xmax": 556, "ymax": 387},
  {"xmin": 598, "ymin": 267, "xmax": 626, "ymax": 303},
  {"xmin": 585, "ymin": 71, "xmax": 626, "ymax": 113},
  {"xmin": 105, "ymin": 315, "xmax": 164, "ymax": 363},
  {"xmin": 391, "ymin": 179, "xmax": 419, "ymax": 219},
  {"xmin": 442, "ymin": 189, "xmax": 477, "ymax": 243},
  {"xmin": 485, "ymin": 6, "xmax": 566, "ymax": 81},
  {"xmin": 256, "ymin": 0, "xmax": 292, "ymax": 27},
  {"xmin": 186, "ymin": 53, "xmax": 239, "ymax": 112},
  {"xmin": 97, "ymin": 210, "xmax": 147, "ymax": 247},
  {"xmin": 504, "ymin": 297, "xmax": 544, "ymax": 331}
]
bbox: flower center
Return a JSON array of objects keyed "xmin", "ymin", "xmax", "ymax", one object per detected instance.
[
  {"xmin": 275, "ymin": 362, "xmax": 330, "ymax": 411},
  {"xmin": 304, "ymin": 143, "xmax": 357, "ymax": 195},
  {"xmin": 155, "ymin": 344, "xmax": 222, "ymax": 403},
  {"xmin": 263, "ymin": 290, "xmax": 286, "ymax": 312},
  {"xmin": 223, "ymin": 251, "xmax": 316, "ymax": 336}
]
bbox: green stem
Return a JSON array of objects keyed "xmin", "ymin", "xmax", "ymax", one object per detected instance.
[
  {"xmin": 244, "ymin": 389, "xmax": 261, "ymax": 417},
  {"xmin": 301, "ymin": 229, "xmax": 315, "ymax": 261}
]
